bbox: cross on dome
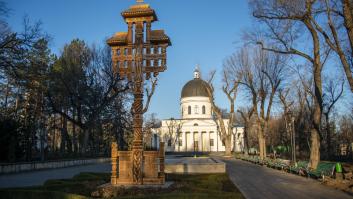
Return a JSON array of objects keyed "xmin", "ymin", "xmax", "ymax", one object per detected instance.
[{"xmin": 194, "ymin": 65, "xmax": 200, "ymax": 79}]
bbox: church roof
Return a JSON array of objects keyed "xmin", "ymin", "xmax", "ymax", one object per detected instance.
[
  {"xmin": 181, "ymin": 78, "xmax": 211, "ymax": 98},
  {"xmin": 121, "ymin": 4, "xmax": 158, "ymax": 21}
]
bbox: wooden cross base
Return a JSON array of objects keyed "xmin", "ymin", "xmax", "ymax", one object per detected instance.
[{"xmin": 111, "ymin": 142, "xmax": 165, "ymax": 185}]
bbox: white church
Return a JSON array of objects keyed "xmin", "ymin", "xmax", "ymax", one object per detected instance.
[{"xmin": 152, "ymin": 68, "xmax": 244, "ymax": 153}]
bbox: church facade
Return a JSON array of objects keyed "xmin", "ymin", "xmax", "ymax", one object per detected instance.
[{"xmin": 154, "ymin": 68, "xmax": 244, "ymax": 152}]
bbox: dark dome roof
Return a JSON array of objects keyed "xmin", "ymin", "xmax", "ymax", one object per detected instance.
[{"xmin": 181, "ymin": 79, "xmax": 211, "ymax": 98}]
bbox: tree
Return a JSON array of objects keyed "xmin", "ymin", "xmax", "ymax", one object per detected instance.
[
  {"xmin": 204, "ymin": 55, "xmax": 242, "ymax": 156},
  {"xmin": 250, "ymin": 0, "xmax": 327, "ymax": 169},
  {"xmin": 322, "ymin": 77, "xmax": 344, "ymax": 158},
  {"xmin": 311, "ymin": 0, "xmax": 353, "ymax": 92},
  {"xmin": 0, "ymin": 1, "xmax": 53, "ymax": 161},
  {"xmin": 230, "ymin": 46, "xmax": 284, "ymax": 160},
  {"xmin": 143, "ymin": 113, "xmax": 161, "ymax": 149},
  {"xmin": 238, "ymin": 107, "xmax": 254, "ymax": 154},
  {"xmin": 164, "ymin": 118, "xmax": 184, "ymax": 151},
  {"xmin": 48, "ymin": 40, "xmax": 129, "ymax": 154}
]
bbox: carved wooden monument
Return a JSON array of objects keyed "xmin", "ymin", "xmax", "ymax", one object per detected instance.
[{"xmin": 107, "ymin": 0, "xmax": 171, "ymax": 185}]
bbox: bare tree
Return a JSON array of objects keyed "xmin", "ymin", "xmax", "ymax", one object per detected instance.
[
  {"xmin": 232, "ymin": 46, "xmax": 284, "ymax": 160},
  {"xmin": 250, "ymin": 0, "xmax": 327, "ymax": 169},
  {"xmin": 322, "ymin": 77, "xmax": 344, "ymax": 157},
  {"xmin": 311, "ymin": 0, "xmax": 353, "ymax": 92},
  {"xmin": 204, "ymin": 56, "xmax": 241, "ymax": 156},
  {"xmin": 279, "ymin": 88, "xmax": 294, "ymax": 146},
  {"xmin": 165, "ymin": 118, "xmax": 184, "ymax": 151},
  {"xmin": 238, "ymin": 107, "xmax": 254, "ymax": 154}
]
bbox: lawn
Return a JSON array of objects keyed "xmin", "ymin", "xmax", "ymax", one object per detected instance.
[{"xmin": 0, "ymin": 172, "xmax": 244, "ymax": 199}]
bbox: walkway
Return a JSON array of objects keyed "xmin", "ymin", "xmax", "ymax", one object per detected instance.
[
  {"xmin": 222, "ymin": 158, "xmax": 353, "ymax": 199},
  {"xmin": 0, "ymin": 163, "xmax": 110, "ymax": 188}
]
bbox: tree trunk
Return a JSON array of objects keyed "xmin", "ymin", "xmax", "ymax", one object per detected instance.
[
  {"xmin": 325, "ymin": 113, "xmax": 332, "ymax": 158},
  {"xmin": 72, "ymin": 108, "xmax": 78, "ymax": 154},
  {"xmin": 309, "ymin": 128, "xmax": 320, "ymax": 169},
  {"xmin": 82, "ymin": 129, "xmax": 89, "ymax": 154},
  {"xmin": 243, "ymin": 124, "xmax": 249, "ymax": 155},
  {"xmin": 342, "ymin": 0, "xmax": 353, "ymax": 91},
  {"xmin": 225, "ymin": 135, "xmax": 232, "ymax": 156},
  {"xmin": 343, "ymin": 0, "xmax": 353, "ymax": 55}
]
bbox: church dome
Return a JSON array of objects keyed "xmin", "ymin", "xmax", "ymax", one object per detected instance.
[{"xmin": 181, "ymin": 68, "xmax": 211, "ymax": 98}]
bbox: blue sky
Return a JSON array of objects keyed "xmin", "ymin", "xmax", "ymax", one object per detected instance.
[
  {"xmin": 5, "ymin": 0, "xmax": 351, "ymax": 119},
  {"xmin": 5, "ymin": 0, "xmax": 252, "ymax": 119}
]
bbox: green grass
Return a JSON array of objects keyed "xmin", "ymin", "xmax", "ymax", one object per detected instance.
[{"xmin": 0, "ymin": 172, "xmax": 244, "ymax": 199}]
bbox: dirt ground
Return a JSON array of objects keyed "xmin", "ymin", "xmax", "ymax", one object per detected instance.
[{"xmin": 322, "ymin": 163, "xmax": 353, "ymax": 195}]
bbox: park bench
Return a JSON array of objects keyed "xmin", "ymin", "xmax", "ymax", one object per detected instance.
[
  {"xmin": 289, "ymin": 161, "xmax": 309, "ymax": 175},
  {"xmin": 307, "ymin": 162, "xmax": 335, "ymax": 179}
]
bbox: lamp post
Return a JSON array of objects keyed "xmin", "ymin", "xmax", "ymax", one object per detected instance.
[
  {"xmin": 107, "ymin": 1, "xmax": 171, "ymax": 184},
  {"xmin": 288, "ymin": 110, "xmax": 296, "ymax": 164}
]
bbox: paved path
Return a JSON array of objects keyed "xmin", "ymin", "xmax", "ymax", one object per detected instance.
[
  {"xmin": 0, "ymin": 163, "xmax": 110, "ymax": 188},
  {"xmin": 222, "ymin": 158, "xmax": 353, "ymax": 199}
]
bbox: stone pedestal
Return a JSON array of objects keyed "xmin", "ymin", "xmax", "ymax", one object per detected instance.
[{"xmin": 111, "ymin": 142, "xmax": 165, "ymax": 185}]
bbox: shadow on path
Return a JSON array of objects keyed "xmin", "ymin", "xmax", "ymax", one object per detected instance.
[{"xmin": 220, "ymin": 158, "xmax": 353, "ymax": 199}]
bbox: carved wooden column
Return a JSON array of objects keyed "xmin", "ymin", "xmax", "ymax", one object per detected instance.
[
  {"xmin": 107, "ymin": 1, "xmax": 171, "ymax": 185},
  {"xmin": 131, "ymin": 21, "xmax": 144, "ymax": 184},
  {"xmin": 159, "ymin": 141, "xmax": 165, "ymax": 182},
  {"xmin": 146, "ymin": 21, "xmax": 151, "ymax": 42},
  {"xmin": 127, "ymin": 22, "xmax": 133, "ymax": 44},
  {"xmin": 111, "ymin": 142, "xmax": 118, "ymax": 184}
]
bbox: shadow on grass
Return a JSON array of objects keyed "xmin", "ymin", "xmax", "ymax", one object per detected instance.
[{"xmin": 0, "ymin": 172, "xmax": 244, "ymax": 199}]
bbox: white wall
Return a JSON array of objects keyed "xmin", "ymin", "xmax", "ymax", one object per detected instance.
[
  {"xmin": 158, "ymin": 118, "xmax": 244, "ymax": 152},
  {"xmin": 180, "ymin": 96, "xmax": 212, "ymax": 119}
]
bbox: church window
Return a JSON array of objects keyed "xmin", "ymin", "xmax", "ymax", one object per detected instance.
[
  {"xmin": 222, "ymin": 140, "xmax": 225, "ymax": 146},
  {"xmin": 116, "ymin": 48, "xmax": 121, "ymax": 55},
  {"xmin": 202, "ymin": 105, "xmax": 206, "ymax": 114},
  {"xmin": 210, "ymin": 139, "xmax": 214, "ymax": 147},
  {"xmin": 193, "ymin": 123, "xmax": 198, "ymax": 126},
  {"xmin": 188, "ymin": 106, "xmax": 191, "ymax": 114},
  {"xmin": 124, "ymin": 48, "xmax": 128, "ymax": 55},
  {"xmin": 194, "ymin": 105, "xmax": 199, "ymax": 114}
]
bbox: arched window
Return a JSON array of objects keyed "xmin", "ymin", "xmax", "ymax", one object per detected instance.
[
  {"xmin": 188, "ymin": 106, "xmax": 191, "ymax": 115},
  {"xmin": 202, "ymin": 105, "xmax": 206, "ymax": 114}
]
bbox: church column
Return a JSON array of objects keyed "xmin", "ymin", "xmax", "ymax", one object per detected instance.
[
  {"xmin": 208, "ymin": 131, "xmax": 211, "ymax": 152},
  {"xmin": 185, "ymin": 132, "xmax": 187, "ymax": 151},
  {"xmin": 216, "ymin": 129, "xmax": 218, "ymax": 152},
  {"xmin": 199, "ymin": 131, "xmax": 202, "ymax": 152}
]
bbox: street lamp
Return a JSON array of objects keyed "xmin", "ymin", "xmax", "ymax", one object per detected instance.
[{"xmin": 288, "ymin": 110, "xmax": 296, "ymax": 164}]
